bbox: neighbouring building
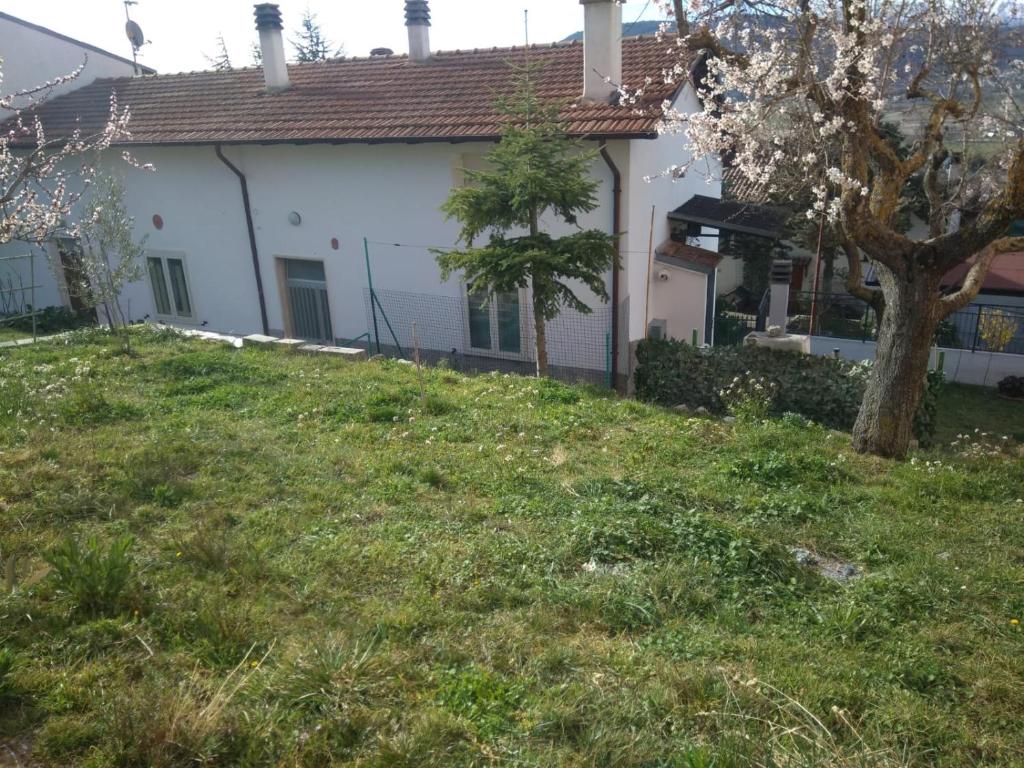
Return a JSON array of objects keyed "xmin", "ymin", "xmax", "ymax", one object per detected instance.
[
  {"xmin": 1, "ymin": 1, "xmax": 722, "ymax": 386},
  {"xmin": 0, "ymin": 11, "xmax": 152, "ymax": 113}
]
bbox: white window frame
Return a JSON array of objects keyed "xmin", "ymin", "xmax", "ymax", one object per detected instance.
[
  {"xmin": 461, "ymin": 285, "xmax": 532, "ymax": 362},
  {"xmin": 146, "ymin": 250, "xmax": 197, "ymax": 323}
]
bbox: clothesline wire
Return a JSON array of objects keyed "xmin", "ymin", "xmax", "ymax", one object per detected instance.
[
  {"xmin": 619, "ymin": 0, "xmax": 654, "ymax": 42},
  {"xmin": 364, "ymin": 239, "xmax": 699, "ymax": 257}
]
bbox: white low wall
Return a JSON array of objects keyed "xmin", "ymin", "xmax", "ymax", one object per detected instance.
[{"xmin": 809, "ymin": 336, "xmax": 1024, "ymax": 387}]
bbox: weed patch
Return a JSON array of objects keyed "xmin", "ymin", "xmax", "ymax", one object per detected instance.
[
  {"xmin": 44, "ymin": 535, "xmax": 134, "ymax": 618},
  {"xmin": 436, "ymin": 666, "xmax": 525, "ymax": 740}
]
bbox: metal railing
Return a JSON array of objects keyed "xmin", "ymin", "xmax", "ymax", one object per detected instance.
[
  {"xmin": 788, "ymin": 291, "xmax": 1024, "ymax": 355},
  {"xmin": 715, "ymin": 291, "xmax": 1024, "ymax": 355},
  {"xmin": 0, "ymin": 251, "xmax": 42, "ymax": 343}
]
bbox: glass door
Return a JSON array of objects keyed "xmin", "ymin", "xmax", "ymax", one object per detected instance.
[{"xmin": 284, "ymin": 259, "xmax": 333, "ymax": 344}]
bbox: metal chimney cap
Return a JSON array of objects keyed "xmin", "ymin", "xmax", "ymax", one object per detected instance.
[
  {"xmin": 405, "ymin": 0, "xmax": 431, "ymax": 26},
  {"xmin": 770, "ymin": 258, "xmax": 794, "ymax": 283},
  {"xmin": 254, "ymin": 3, "xmax": 284, "ymax": 31},
  {"xmin": 370, "ymin": 47, "xmax": 395, "ymax": 56}
]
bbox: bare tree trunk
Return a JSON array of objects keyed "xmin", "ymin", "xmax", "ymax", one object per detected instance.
[
  {"xmin": 673, "ymin": 0, "xmax": 689, "ymax": 36},
  {"xmin": 852, "ymin": 267, "xmax": 941, "ymax": 458},
  {"xmin": 533, "ymin": 296, "xmax": 548, "ymax": 378},
  {"xmin": 529, "ymin": 206, "xmax": 549, "ymax": 378}
]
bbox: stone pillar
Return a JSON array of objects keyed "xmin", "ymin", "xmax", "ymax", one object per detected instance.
[{"xmin": 768, "ymin": 258, "xmax": 792, "ymax": 331}]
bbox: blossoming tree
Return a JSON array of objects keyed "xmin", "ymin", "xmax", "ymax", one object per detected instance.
[
  {"xmin": 655, "ymin": 0, "xmax": 1024, "ymax": 457},
  {"xmin": 1, "ymin": 61, "xmax": 132, "ymax": 246}
]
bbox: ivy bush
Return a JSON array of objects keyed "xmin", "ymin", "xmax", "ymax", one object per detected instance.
[
  {"xmin": 3, "ymin": 305, "xmax": 94, "ymax": 334},
  {"xmin": 997, "ymin": 375, "xmax": 1024, "ymax": 399},
  {"xmin": 635, "ymin": 339, "xmax": 941, "ymax": 444}
]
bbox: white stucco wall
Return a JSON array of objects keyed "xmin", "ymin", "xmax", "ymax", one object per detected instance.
[
  {"xmin": 976, "ymin": 293, "xmax": 1024, "ymax": 309},
  {"xmin": 0, "ymin": 245, "xmax": 64, "ymax": 315},
  {"xmin": 623, "ymin": 85, "xmax": 721, "ymax": 343},
  {"xmin": 0, "ymin": 13, "xmax": 141, "ymax": 113},
  {"xmin": 809, "ymin": 336, "xmax": 1024, "ymax": 387},
  {"xmin": 649, "ymin": 262, "xmax": 709, "ymax": 344},
  {"xmin": 6, "ymin": 139, "xmax": 621, "ymax": 372}
]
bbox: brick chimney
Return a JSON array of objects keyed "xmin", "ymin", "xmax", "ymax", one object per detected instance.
[
  {"xmin": 254, "ymin": 3, "xmax": 290, "ymax": 91},
  {"xmin": 580, "ymin": 0, "xmax": 623, "ymax": 102},
  {"xmin": 405, "ymin": 0, "xmax": 431, "ymax": 63}
]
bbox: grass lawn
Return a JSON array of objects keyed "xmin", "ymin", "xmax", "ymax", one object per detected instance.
[
  {"xmin": 935, "ymin": 383, "xmax": 1024, "ymax": 445},
  {"xmin": 0, "ymin": 326, "xmax": 32, "ymax": 343},
  {"xmin": 0, "ymin": 328, "xmax": 1022, "ymax": 767}
]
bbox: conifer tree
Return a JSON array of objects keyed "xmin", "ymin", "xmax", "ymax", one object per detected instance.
[
  {"xmin": 291, "ymin": 9, "xmax": 341, "ymax": 62},
  {"xmin": 205, "ymin": 34, "xmax": 232, "ymax": 72},
  {"xmin": 436, "ymin": 69, "xmax": 619, "ymax": 377}
]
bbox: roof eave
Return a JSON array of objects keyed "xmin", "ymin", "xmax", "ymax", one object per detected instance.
[{"xmin": 93, "ymin": 130, "xmax": 659, "ymax": 149}]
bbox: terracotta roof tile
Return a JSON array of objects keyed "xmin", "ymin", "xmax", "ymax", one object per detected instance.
[
  {"xmin": 11, "ymin": 37, "xmax": 686, "ymax": 146},
  {"xmin": 655, "ymin": 239, "xmax": 723, "ymax": 270},
  {"xmin": 943, "ymin": 252, "xmax": 1024, "ymax": 294}
]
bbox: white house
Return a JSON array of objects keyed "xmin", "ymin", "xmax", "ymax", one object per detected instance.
[
  {"xmin": 1, "ymin": 1, "xmax": 721, "ymax": 386},
  {"xmin": 0, "ymin": 11, "xmax": 152, "ymax": 113},
  {"xmin": 0, "ymin": 11, "xmax": 153, "ymax": 313}
]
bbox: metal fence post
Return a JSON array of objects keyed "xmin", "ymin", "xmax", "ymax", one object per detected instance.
[
  {"xmin": 30, "ymin": 250, "xmax": 37, "ymax": 342},
  {"xmin": 971, "ymin": 307, "xmax": 982, "ymax": 352},
  {"xmin": 605, "ymin": 331, "xmax": 612, "ymax": 389},
  {"xmin": 363, "ymin": 237, "xmax": 381, "ymax": 354}
]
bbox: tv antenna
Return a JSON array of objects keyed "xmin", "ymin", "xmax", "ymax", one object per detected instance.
[{"xmin": 124, "ymin": 0, "xmax": 146, "ymax": 75}]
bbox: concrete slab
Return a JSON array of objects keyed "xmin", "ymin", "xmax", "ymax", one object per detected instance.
[
  {"xmin": 317, "ymin": 346, "xmax": 368, "ymax": 361},
  {"xmin": 297, "ymin": 344, "xmax": 325, "ymax": 354},
  {"xmin": 744, "ymin": 332, "xmax": 811, "ymax": 354},
  {"xmin": 243, "ymin": 334, "xmax": 278, "ymax": 345},
  {"xmin": 273, "ymin": 338, "xmax": 305, "ymax": 349}
]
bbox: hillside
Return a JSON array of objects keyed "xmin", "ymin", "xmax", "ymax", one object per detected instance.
[{"xmin": 0, "ymin": 328, "xmax": 1022, "ymax": 766}]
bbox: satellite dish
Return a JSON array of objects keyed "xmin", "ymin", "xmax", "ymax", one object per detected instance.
[{"xmin": 125, "ymin": 19, "xmax": 144, "ymax": 50}]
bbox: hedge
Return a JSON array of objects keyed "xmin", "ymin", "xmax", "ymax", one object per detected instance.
[{"xmin": 635, "ymin": 338, "xmax": 941, "ymax": 444}]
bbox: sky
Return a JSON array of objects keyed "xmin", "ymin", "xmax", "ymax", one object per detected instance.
[{"xmin": 3, "ymin": 0, "xmax": 667, "ymax": 74}]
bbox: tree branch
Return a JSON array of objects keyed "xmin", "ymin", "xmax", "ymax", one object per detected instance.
[
  {"xmin": 840, "ymin": 237, "xmax": 884, "ymax": 308},
  {"xmin": 938, "ymin": 236, "xmax": 1024, "ymax": 316}
]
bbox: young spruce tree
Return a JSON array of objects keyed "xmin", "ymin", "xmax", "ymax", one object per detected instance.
[
  {"xmin": 291, "ymin": 9, "xmax": 341, "ymax": 62},
  {"xmin": 436, "ymin": 68, "xmax": 619, "ymax": 377}
]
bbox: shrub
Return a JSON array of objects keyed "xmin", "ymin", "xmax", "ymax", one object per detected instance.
[
  {"xmin": 913, "ymin": 368, "xmax": 945, "ymax": 449},
  {"xmin": 719, "ymin": 372, "xmax": 779, "ymax": 422},
  {"xmin": 997, "ymin": 375, "xmax": 1024, "ymax": 399},
  {"xmin": 635, "ymin": 338, "xmax": 940, "ymax": 443},
  {"xmin": 636, "ymin": 340, "xmax": 865, "ymax": 430},
  {"xmin": 5, "ymin": 305, "xmax": 94, "ymax": 334},
  {"xmin": 44, "ymin": 535, "xmax": 134, "ymax": 617}
]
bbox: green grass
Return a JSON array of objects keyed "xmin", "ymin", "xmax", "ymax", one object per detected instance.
[
  {"xmin": 0, "ymin": 326, "xmax": 32, "ymax": 343},
  {"xmin": 0, "ymin": 327, "xmax": 1022, "ymax": 767},
  {"xmin": 935, "ymin": 382, "xmax": 1024, "ymax": 445}
]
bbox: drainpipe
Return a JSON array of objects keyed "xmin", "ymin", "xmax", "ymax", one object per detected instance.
[
  {"xmin": 215, "ymin": 144, "xmax": 269, "ymax": 335},
  {"xmin": 599, "ymin": 141, "xmax": 622, "ymax": 389}
]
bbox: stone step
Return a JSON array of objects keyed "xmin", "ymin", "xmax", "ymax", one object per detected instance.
[
  {"xmin": 317, "ymin": 346, "xmax": 368, "ymax": 361},
  {"xmin": 243, "ymin": 334, "xmax": 278, "ymax": 345}
]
